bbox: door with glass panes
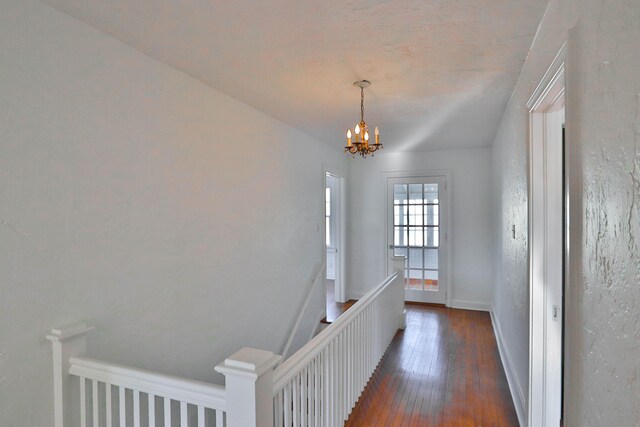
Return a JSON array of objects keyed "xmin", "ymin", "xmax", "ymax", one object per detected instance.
[{"xmin": 387, "ymin": 176, "xmax": 448, "ymax": 304}]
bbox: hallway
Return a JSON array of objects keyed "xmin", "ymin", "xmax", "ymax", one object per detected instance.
[{"xmin": 346, "ymin": 305, "xmax": 518, "ymax": 426}]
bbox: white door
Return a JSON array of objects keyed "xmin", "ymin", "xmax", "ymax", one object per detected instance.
[{"xmin": 387, "ymin": 176, "xmax": 448, "ymax": 304}]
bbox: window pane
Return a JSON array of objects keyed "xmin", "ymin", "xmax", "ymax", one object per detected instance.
[
  {"xmin": 394, "ymin": 205, "xmax": 408, "ymax": 226},
  {"xmin": 408, "ymin": 205, "xmax": 423, "ymax": 226},
  {"xmin": 424, "ymin": 249, "xmax": 438, "ymax": 270},
  {"xmin": 425, "ymin": 270, "xmax": 439, "ymax": 290},
  {"xmin": 394, "ymin": 184, "xmax": 407, "ymax": 205},
  {"xmin": 394, "ymin": 227, "xmax": 407, "ymax": 246},
  {"xmin": 425, "ymin": 227, "xmax": 439, "ymax": 247},
  {"xmin": 408, "ymin": 248, "xmax": 423, "ymax": 269},
  {"xmin": 424, "ymin": 205, "xmax": 439, "ymax": 226},
  {"xmin": 407, "ymin": 270, "xmax": 423, "ymax": 290},
  {"xmin": 408, "ymin": 227, "xmax": 423, "ymax": 246},
  {"xmin": 409, "ymin": 184, "xmax": 423, "ymax": 204},
  {"xmin": 424, "ymin": 183, "xmax": 438, "ymax": 203}
]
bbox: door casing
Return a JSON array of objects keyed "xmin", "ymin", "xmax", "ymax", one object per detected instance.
[
  {"xmin": 324, "ymin": 167, "xmax": 346, "ymax": 304},
  {"xmin": 526, "ymin": 43, "xmax": 566, "ymax": 427},
  {"xmin": 383, "ymin": 170, "xmax": 452, "ymax": 307}
]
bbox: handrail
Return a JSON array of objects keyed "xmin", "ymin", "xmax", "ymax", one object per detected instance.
[
  {"xmin": 273, "ymin": 271, "xmax": 399, "ymax": 392},
  {"xmin": 279, "ymin": 262, "xmax": 326, "ymax": 361},
  {"xmin": 69, "ymin": 356, "xmax": 227, "ymax": 410}
]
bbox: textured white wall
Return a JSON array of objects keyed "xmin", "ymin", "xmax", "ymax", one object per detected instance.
[
  {"xmin": 491, "ymin": 0, "xmax": 640, "ymax": 424},
  {"xmin": 346, "ymin": 148, "xmax": 493, "ymax": 308},
  {"xmin": 0, "ymin": 1, "xmax": 346, "ymax": 425}
]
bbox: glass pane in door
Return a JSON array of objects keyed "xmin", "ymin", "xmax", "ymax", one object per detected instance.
[{"xmin": 393, "ymin": 183, "xmax": 440, "ymax": 292}]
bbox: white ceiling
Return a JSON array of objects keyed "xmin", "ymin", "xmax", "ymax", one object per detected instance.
[{"xmin": 42, "ymin": 0, "xmax": 548, "ymax": 151}]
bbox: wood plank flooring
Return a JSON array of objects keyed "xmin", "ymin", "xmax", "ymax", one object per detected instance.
[{"xmin": 345, "ymin": 305, "xmax": 518, "ymax": 427}]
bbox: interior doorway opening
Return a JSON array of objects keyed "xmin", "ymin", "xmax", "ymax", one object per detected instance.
[{"xmin": 324, "ymin": 170, "xmax": 346, "ymax": 322}]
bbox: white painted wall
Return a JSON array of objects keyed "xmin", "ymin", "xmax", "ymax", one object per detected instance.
[
  {"xmin": 346, "ymin": 148, "xmax": 493, "ymax": 309},
  {"xmin": 491, "ymin": 0, "xmax": 640, "ymax": 424},
  {"xmin": 0, "ymin": 1, "xmax": 346, "ymax": 424}
]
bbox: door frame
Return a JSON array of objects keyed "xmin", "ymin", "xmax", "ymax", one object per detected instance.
[
  {"xmin": 324, "ymin": 166, "xmax": 347, "ymax": 304},
  {"xmin": 526, "ymin": 43, "xmax": 566, "ymax": 427},
  {"xmin": 383, "ymin": 170, "xmax": 452, "ymax": 307}
]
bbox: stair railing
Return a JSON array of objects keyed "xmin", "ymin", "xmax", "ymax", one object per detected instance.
[
  {"xmin": 48, "ymin": 257, "xmax": 405, "ymax": 427},
  {"xmin": 271, "ymin": 256, "xmax": 405, "ymax": 426}
]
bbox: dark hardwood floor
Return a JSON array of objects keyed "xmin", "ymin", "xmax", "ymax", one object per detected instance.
[{"xmin": 345, "ymin": 305, "xmax": 518, "ymax": 427}]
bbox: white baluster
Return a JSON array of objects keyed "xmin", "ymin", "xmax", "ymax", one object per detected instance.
[
  {"xmin": 215, "ymin": 409, "xmax": 224, "ymax": 427},
  {"xmin": 284, "ymin": 384, "xmax": 291, "ymax": 427},
  {"xmin": 180, "ymin": 402, "xmax": 188, "ymax": 426},
  {"xmin": 357, "ymin": 314, "xmax": 362, "ymax": 391},
  {"xmin": 292, "ymin": 377, "xmax": 298, "ymax": 426},
  {"xmin": 335, "ymin": 337, "xmax": 340, "ymax": 426},
  {"xmin": 322, "ymin": 348, "xmax": 329, "ymax": 427},
  {"xmin": 307, "ymin": 364, "xmax": 313, "ymax": 427},
  {"xmin": 134, "ymin": 390, "xmax": 141, "ymax": 427},
  {"xmin": 339, "ymin": 332, "xmax": 345, "ymax": 422},
  {"xmin": 80, "ymin": 377, "xmax": 87, "ymax": 427},
  {"xmin": 164, "ymin": 397, "xmax": 171, "ymax": 427},
  {"xmin": 313, "ymin": 357, "xmax": 319, "ymax": 427},
  {"xmin": 197, "ymin": 405, "xmax": 205, "ymax": 427},
  {"xmin": 106, "ymin": 383, "xmax": 112, "ymax": 427},
  {"xmin": 301, "ymin": 367, "xmax": 307, "ymax": 427},
  {"xmin": 119, "ymin": 386, "xmax": 126, "ymax": 427},
  {"xmin": 329, "ymin": 342, "xmax": 335, "ymax": 427},
  {"xmin": 148, "ymin": 394, "xmax": 155, "ymax": 427},
  {"xmin": 92, "ymin": 380, "xmax": 99, "ymax": 427},
  {"xmin": 347, "ymin": 325, "xmax": 352, "ymax": 409}
]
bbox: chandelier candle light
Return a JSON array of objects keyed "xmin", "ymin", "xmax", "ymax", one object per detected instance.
[{"xmin": 345, "ymin": 80, "xmax": 382, "ymax": 158}]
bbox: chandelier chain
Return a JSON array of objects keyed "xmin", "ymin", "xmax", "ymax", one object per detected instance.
[{"xmin": 360, "ymin": 87, "xmax": 365, "ymax": 123}]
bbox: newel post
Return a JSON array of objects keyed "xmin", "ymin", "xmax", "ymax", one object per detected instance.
[
  {"xmin": 391, "ymin": 255, "xmax": 407, "ymax": 330},
  {"xmin": 215, "ymin": 348, "xmax": 281, "ymax": 427},
  {"xmin": 46, "ymin": 323, "xmax": 94, "ymax": 427}
]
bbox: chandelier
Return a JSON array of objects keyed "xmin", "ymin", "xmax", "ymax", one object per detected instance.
[{"xmin": 344, "ymin": 80, "xmax": 382, "ymax": 158}]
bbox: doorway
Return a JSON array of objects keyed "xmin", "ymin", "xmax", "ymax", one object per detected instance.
[
  {"xmin": 386, "ymin": 174, "xmax": 450, "ymax": 305},
  {"xmin": 325, "ymin": 170, "xmax": 346, "ymax": 321},
  {"xmin": 527, "ymin": 46, "xmax": 566, "ymax": 427}
]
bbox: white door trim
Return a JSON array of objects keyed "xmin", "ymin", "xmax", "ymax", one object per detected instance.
[
  {"xmin": 324, "ymin": 166, "xmax": 347, "ymax": 304},
  {"xmin": 382, "ymin": 169, "xmax": 452, "ymax": 307},
  {"xmin": 527, "ymin": 43, "xmax": 566, "ymax": 427}
]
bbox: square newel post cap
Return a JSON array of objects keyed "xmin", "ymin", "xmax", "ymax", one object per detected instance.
[
  {"xmin": 46, "ymin": 322, "xmax": 94, "ymax": 342},
  {"xmin": 215, "ymin": 348, "xmax": 282, "ymax": 379},
  {"xmin": 391, "ymin": 255, "xmax": 406, "ymax": 272}
]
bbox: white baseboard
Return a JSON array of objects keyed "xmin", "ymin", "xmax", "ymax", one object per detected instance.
[
  {"xmin": 450, "ymin": 300, "xmax": 491, "ymax": 312},
  {"xmin": 490, "ymin": 308, "xmax": 526, "ymax": 427}
]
